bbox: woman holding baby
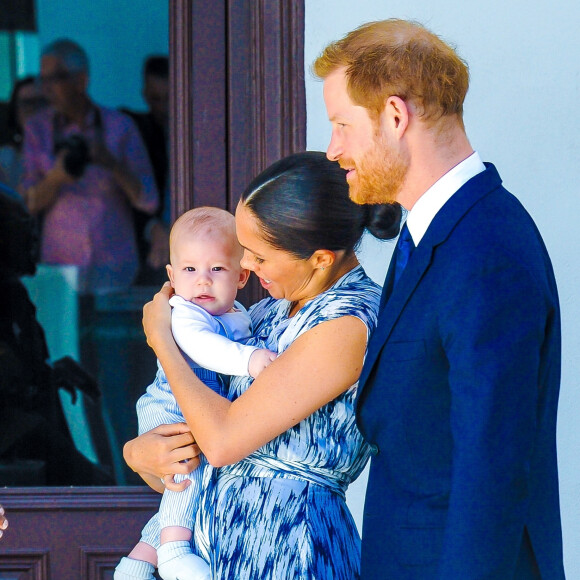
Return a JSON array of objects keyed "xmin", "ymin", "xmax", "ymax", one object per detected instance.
[{"xmin": 124, "ymin": 151, "xmax": 401, "ymax": 579}]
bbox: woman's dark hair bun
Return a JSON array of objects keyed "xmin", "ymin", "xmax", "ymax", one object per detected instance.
[
  {"xmin": 240, "ymin": 151, "xmax": 403, "ymax": 259},
  {"xmin": 365, "ymin": 203, "xmax": 403, "ymax": 240}
]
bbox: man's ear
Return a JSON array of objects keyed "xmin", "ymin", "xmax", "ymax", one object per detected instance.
[
  {"xmin": 382, "ymin": 95, "xmax": 409, "ymax": 137},
  {"xmin": 166, "ymin": 264, "xmax": 175, "ymax": 287},
  {"xmin": 238, "ymin": 268, "xmax": 251, "ymax": 289}
]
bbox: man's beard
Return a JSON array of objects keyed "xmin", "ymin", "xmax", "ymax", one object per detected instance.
[{"xmin": 346, "ymin": 135, "xmax": 408, "ymax": 206}]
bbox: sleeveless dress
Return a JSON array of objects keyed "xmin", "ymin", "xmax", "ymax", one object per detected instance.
[{"xmin": 192, "ymin": 265, "xmax": 381, "ymax": 579}]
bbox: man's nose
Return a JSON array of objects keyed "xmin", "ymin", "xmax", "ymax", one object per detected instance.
[{"xmin": 326, "ymin": 132, "xmax": 342, "ymax": 161}]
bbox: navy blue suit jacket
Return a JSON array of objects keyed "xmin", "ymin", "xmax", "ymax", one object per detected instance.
[{"xmin": 356, "ymin": 164, "xmax": 564, "ymax": 579}]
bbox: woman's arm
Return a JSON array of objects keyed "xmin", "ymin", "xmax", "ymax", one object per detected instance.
[
  {"xmin": 143, "ymin": 284, "xmax": 368, "ymax": 467},
  {"xmin": 123, "ymin": 422, "xmax": 200, "ymax": 492}
]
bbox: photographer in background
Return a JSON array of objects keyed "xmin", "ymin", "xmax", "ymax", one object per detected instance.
[{"xmin": 19, "ymin": 39, "xmax": 159, "ymax": 296}]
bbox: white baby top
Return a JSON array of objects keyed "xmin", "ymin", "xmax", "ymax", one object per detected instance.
[{"xmin": 169, "ymin": 294, "xmax": 259, "ymax": 377}]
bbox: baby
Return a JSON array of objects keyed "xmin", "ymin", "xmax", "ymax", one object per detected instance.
[{"xmin": 115, "ymin": 207, "xmax": 276, "ymax": 580}]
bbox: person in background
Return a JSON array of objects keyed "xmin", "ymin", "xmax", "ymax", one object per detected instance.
[
  {"xmin": 0, "ymin": 76, "xmax": 47, "ymax": 191},
  {"xmin": 122, "ymin": 55, "xmax": 170, "ymax": 286},
  {"xmin": 314, "ymin": 18, "xmax": 564, "ymax": 579},
  {"xmin": 0, "ymin": 182, "xmax": 115, "ymax": 487},
  {"xmin": 20, "ymin": 38, "xmax": 158, "ymax": 296}
]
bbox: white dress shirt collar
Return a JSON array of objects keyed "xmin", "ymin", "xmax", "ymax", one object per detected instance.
[{"xmin": 405, "ymin": 152, "xmax": 486, "ymax": 246}]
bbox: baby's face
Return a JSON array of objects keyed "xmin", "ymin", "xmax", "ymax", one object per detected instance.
[{"xmin": 167, "ymin": 231, "xmax": 246, "ymax": 316}]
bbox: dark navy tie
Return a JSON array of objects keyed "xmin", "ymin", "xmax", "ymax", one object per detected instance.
[
  {"xmin": 379, "ymin": 221, "xmax": 415, "ymax": 309},
  {"xmin": 393, "ymin": 221, "xmax": 415, "ymax": 285}
]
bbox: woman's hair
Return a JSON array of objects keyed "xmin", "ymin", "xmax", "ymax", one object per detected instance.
[
  {"xmin": 312, "ymin": 19, "xmax": 469, "ymax": 125},
  {"xmin": 5, "ymin": 76, "xmax": 37, "ymax": 147},
  {"xmin": 239, "ymin": 151, "xmax": 402, "ymax": 259}
]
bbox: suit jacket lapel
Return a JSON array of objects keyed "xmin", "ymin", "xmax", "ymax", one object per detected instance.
[
  {"xmin": 358, "ymin": 163, "xmax": 503, "ymax": 393},
  {"xmin": 359, "ymin": 242, "xmax": 433, "ymax": 388}
]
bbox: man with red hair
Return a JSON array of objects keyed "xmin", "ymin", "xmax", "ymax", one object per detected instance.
[{"xmin": 315, "ymin": 19, "xmax": 564, "ymax": 579}]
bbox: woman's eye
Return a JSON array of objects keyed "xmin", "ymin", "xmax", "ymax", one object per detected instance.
[{"xmin": 254, "ymin": 256, "xmax": 264, "ymax": 264}]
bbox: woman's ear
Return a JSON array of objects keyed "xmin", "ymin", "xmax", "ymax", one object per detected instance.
[
  {"xmin": 310, "ymin": 249, "xmax": 336, "ymax": 272},
  {"xmin": 237, "ymin": 268, "xmax": 251, "ymax": 289}
]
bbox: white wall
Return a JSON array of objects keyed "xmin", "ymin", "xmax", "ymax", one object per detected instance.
[{"xmin": 305, "ymin": 1, "xmax": 580, "ymax": 576}]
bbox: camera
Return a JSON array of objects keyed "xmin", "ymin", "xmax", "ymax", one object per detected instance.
[{"xmin": 54, "ymin": 134, "xmax": 91, "ymax": 178}]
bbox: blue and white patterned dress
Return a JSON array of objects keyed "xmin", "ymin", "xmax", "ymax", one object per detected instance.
[{"xmin": 192, "ymin": 265, "xmax": 381, "ymax": 579}]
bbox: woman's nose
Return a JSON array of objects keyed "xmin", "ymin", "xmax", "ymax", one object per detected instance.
[{"xmin": 240, "ymin": 251, "xmax": 253, "ymax": 270}]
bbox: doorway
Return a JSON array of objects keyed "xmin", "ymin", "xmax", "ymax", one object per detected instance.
[{"xmin": 0, "ymin": 2, "xmax": 305, "ymax": 577}]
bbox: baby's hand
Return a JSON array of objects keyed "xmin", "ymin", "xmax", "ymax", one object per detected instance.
[
  {"xmin": 162, "ymin": 473, "xmax": 191, "ymax": 492},
  {"xmin": 248, "ymin": 348, "xmax": 277, "ymax": 378}
]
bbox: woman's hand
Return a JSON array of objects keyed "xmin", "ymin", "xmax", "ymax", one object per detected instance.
[
  {"xmin": 123, "ymin": 423, "xmax": 200, "ymax": 492},
  {"xmin": 143, "ymin": 282, "xmax": 175, "ymax": 352}
]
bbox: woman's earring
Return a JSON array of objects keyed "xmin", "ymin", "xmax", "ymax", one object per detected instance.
[{"xmin": 321, "ymin": 267, "xmax": 325, "ymax": 271}]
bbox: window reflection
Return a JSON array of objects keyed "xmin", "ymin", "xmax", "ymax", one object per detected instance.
[{"xmin": 0, "ymin": 1, "xmax": 168, "ymax": 486}]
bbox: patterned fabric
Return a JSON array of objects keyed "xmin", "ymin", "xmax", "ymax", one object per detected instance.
[{"xmin": 192, "ymin": 265, "xmax": 381, "ymax": 579}]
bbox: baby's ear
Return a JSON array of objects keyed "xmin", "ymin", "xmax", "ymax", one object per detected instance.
[
  {"xmin": 166, "ymin": 264, "xmax": 175, "ymax": 287},
  {"xmin": 237, "ymin": 268, "xmax": 251, "ymax": 289}
]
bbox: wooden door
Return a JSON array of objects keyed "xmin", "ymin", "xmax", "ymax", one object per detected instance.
[
  {"xmin": 0, "ymin": 487, "xmax": 158, "ymax": 579},
  {"xmin": 0, "ymin": 2, "xmax": 305, "ymax": 578},
  {"xmin": 170, "ymin": 0, "xmax": 306, "ymax": 305}
]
